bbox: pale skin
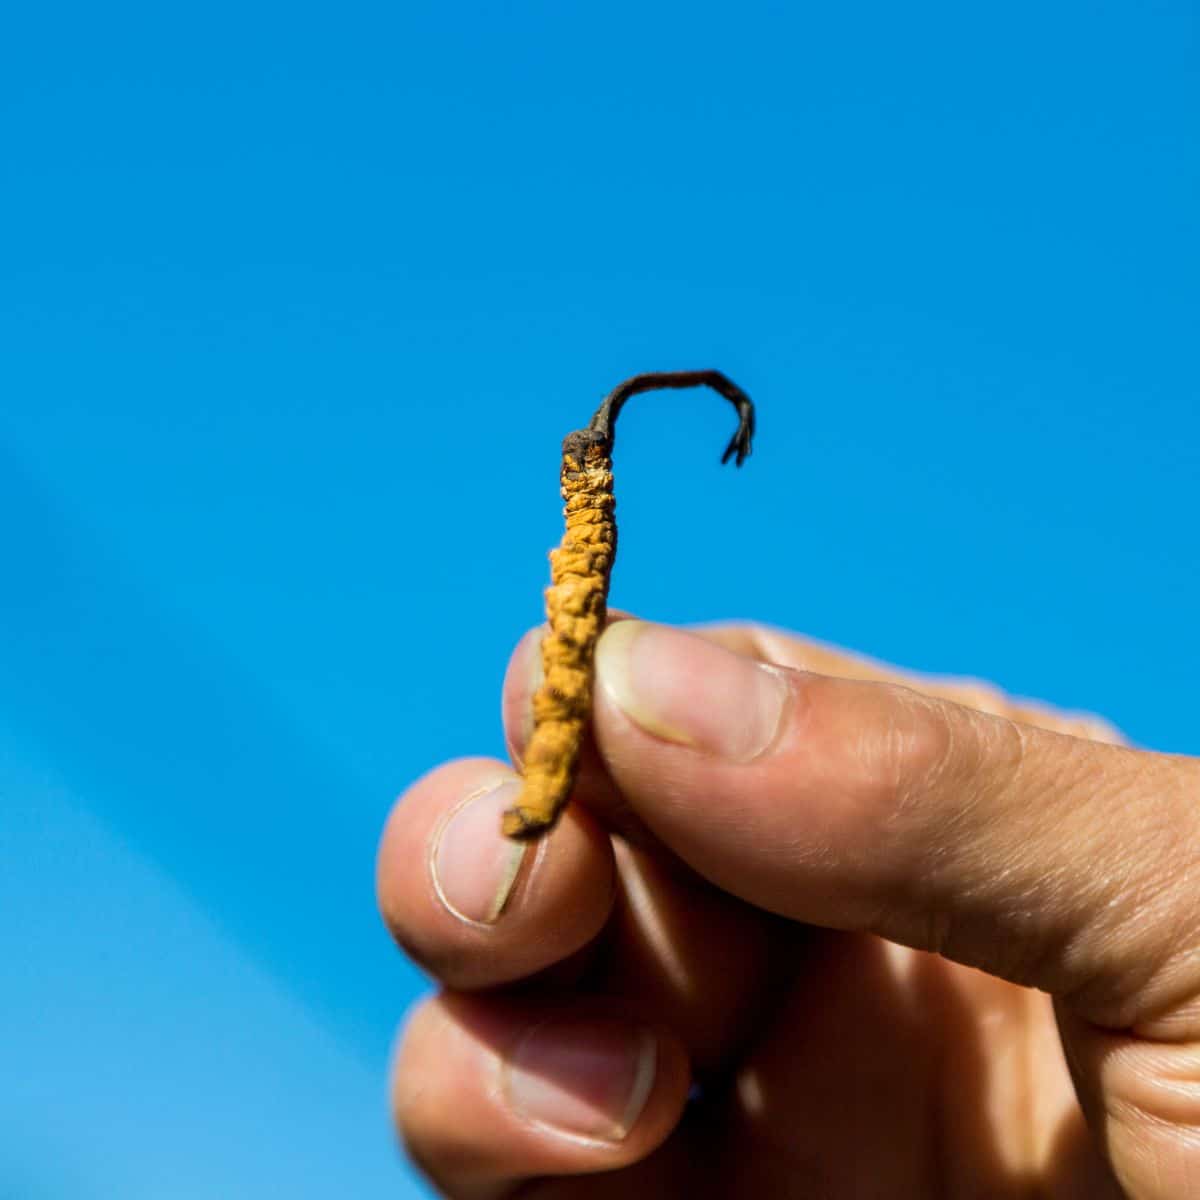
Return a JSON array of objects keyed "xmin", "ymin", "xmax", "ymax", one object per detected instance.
[{"xmin": 377, "ymin": 617, "xmax": 1200, "ymax": 1198}]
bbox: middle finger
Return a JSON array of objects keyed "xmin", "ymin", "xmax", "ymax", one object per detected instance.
[{"xmin": 377, "ymin": 756, "xmax": 617, "ymax": 991}]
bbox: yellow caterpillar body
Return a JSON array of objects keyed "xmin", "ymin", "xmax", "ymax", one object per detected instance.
[{"xmin": 502, "ymin": 433, "xmax": 614, "ymax": 838}]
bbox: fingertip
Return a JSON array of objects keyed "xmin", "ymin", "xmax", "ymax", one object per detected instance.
[
  {"xmin": 393, "ymin": 992, "xmax": 691, "ymax": 1194},
  {"xmin": 377, "ymin": 758, "xmax": 617, "ymax": 989},
  {"xmin": 594, "ymin": 620, "xmax": 792, "ymax": 763}
]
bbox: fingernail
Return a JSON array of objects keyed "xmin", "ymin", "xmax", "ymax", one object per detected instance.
[
  {"xmin": 595, "ymin": 621, "xmax": 789, "ymax": 761},
  {"xmin": 431, "ymin": 779, "xmax": 531, "ymax": 925},
  {"xmin": 504, "ymin": 1019, "xmax": 657, "ymax": 1143}
]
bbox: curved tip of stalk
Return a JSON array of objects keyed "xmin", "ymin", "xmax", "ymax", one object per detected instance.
[{"xmin": 587, "ymin": 369, "xmax": 756, "ymax": 467}]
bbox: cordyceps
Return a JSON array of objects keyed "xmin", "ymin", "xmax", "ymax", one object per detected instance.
[{"xmin": 502, "ymin": 370, "xmax": 756, "ymax": 841}]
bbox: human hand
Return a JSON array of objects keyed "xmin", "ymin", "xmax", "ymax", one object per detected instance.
[{"xmin": 378, "ymin": 618, "xmax": 1198, "ymax": 1198}]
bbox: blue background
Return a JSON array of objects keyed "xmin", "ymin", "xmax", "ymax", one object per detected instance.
[{"xmin": 2, "ymin": 2, "xmax": 1196, "ymax": 1195}]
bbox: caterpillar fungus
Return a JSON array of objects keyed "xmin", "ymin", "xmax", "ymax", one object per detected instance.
[{"xmin": 501, "ymin": 370, "xmax": 756, "ymax": 842}]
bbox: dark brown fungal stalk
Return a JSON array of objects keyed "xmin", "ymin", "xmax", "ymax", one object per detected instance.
[{"xmin": 501, "ymin": 370, "xmax": 756, "ymax": 841}]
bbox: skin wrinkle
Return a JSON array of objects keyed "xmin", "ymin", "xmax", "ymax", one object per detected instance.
[
  {"xmin": 877, "ymin": 705, "xmax": 1145, "ymax": 1010},
  {"xmin": 1110, "ymin": 1090, "xmax": 1200, "ymax": 1148},
  {"xmin": 1008, "ymin": 829, "xmax": 1127, "ymax": 1003},
  {"xmin": 934, "ymin": 717, "xmax": 1111, "ymax": 999},
  {"xmin": 1089, "ymin": 881, "xmax": 1189, "ymax": 1025},
  {"xmin": 1144, "ymin": 950, "xmax": 1200, "ymax": 1041},
  {"xmin": 871, "ymin": 692, "xmax": 985, "ymax": 960},
  {"xmin": 877, "ymin": 689, "xmax": 966, "ymax": 850},
  {"xmin": 744, "ymin": 663, "xmax": 795, "ymax": 764},
  {"xmin": 1131, "ymin": 767, "xmax": 1200, "ymax": 1034},
  {"xmin": 1056, "ymin": 756, "xmax": 1200, "ymax": 1030},
  {"xmin": 971, "ymin": 719, "xmax": 1074, "ymax": 989}
]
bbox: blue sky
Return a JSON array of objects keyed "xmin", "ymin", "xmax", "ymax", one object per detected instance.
[{"xmin": 2, "ymin": 2, "xmax": 1196, "ymax": 1195}]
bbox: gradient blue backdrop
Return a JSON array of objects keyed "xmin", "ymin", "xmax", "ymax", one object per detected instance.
[{"xmin": 2, "ymin": 2, "xmax": 1197, "ymax": 1195}]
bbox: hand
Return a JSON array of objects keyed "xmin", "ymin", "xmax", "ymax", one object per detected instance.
[{"xmin": 378, "ymin": 618, "xmax": 1199, "ymax": 1198}]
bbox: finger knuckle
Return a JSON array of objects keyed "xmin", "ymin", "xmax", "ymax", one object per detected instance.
[
  {"xmin": 952, "ymin": 677, "xmax": 1008, "ymax": 716},
  {"xmin": 849, "ymin": 685, "xmax": 956, "ymax": 814}
]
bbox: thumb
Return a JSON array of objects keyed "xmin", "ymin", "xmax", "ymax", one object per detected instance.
[{"xmin": 591, "ymin": 620, "xmax": 1200, "ymax": 1031}]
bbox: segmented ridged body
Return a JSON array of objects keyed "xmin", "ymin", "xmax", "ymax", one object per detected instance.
[{"xmin": 502, "ymin": 435, "xmax": 615, "ymax": 838}]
